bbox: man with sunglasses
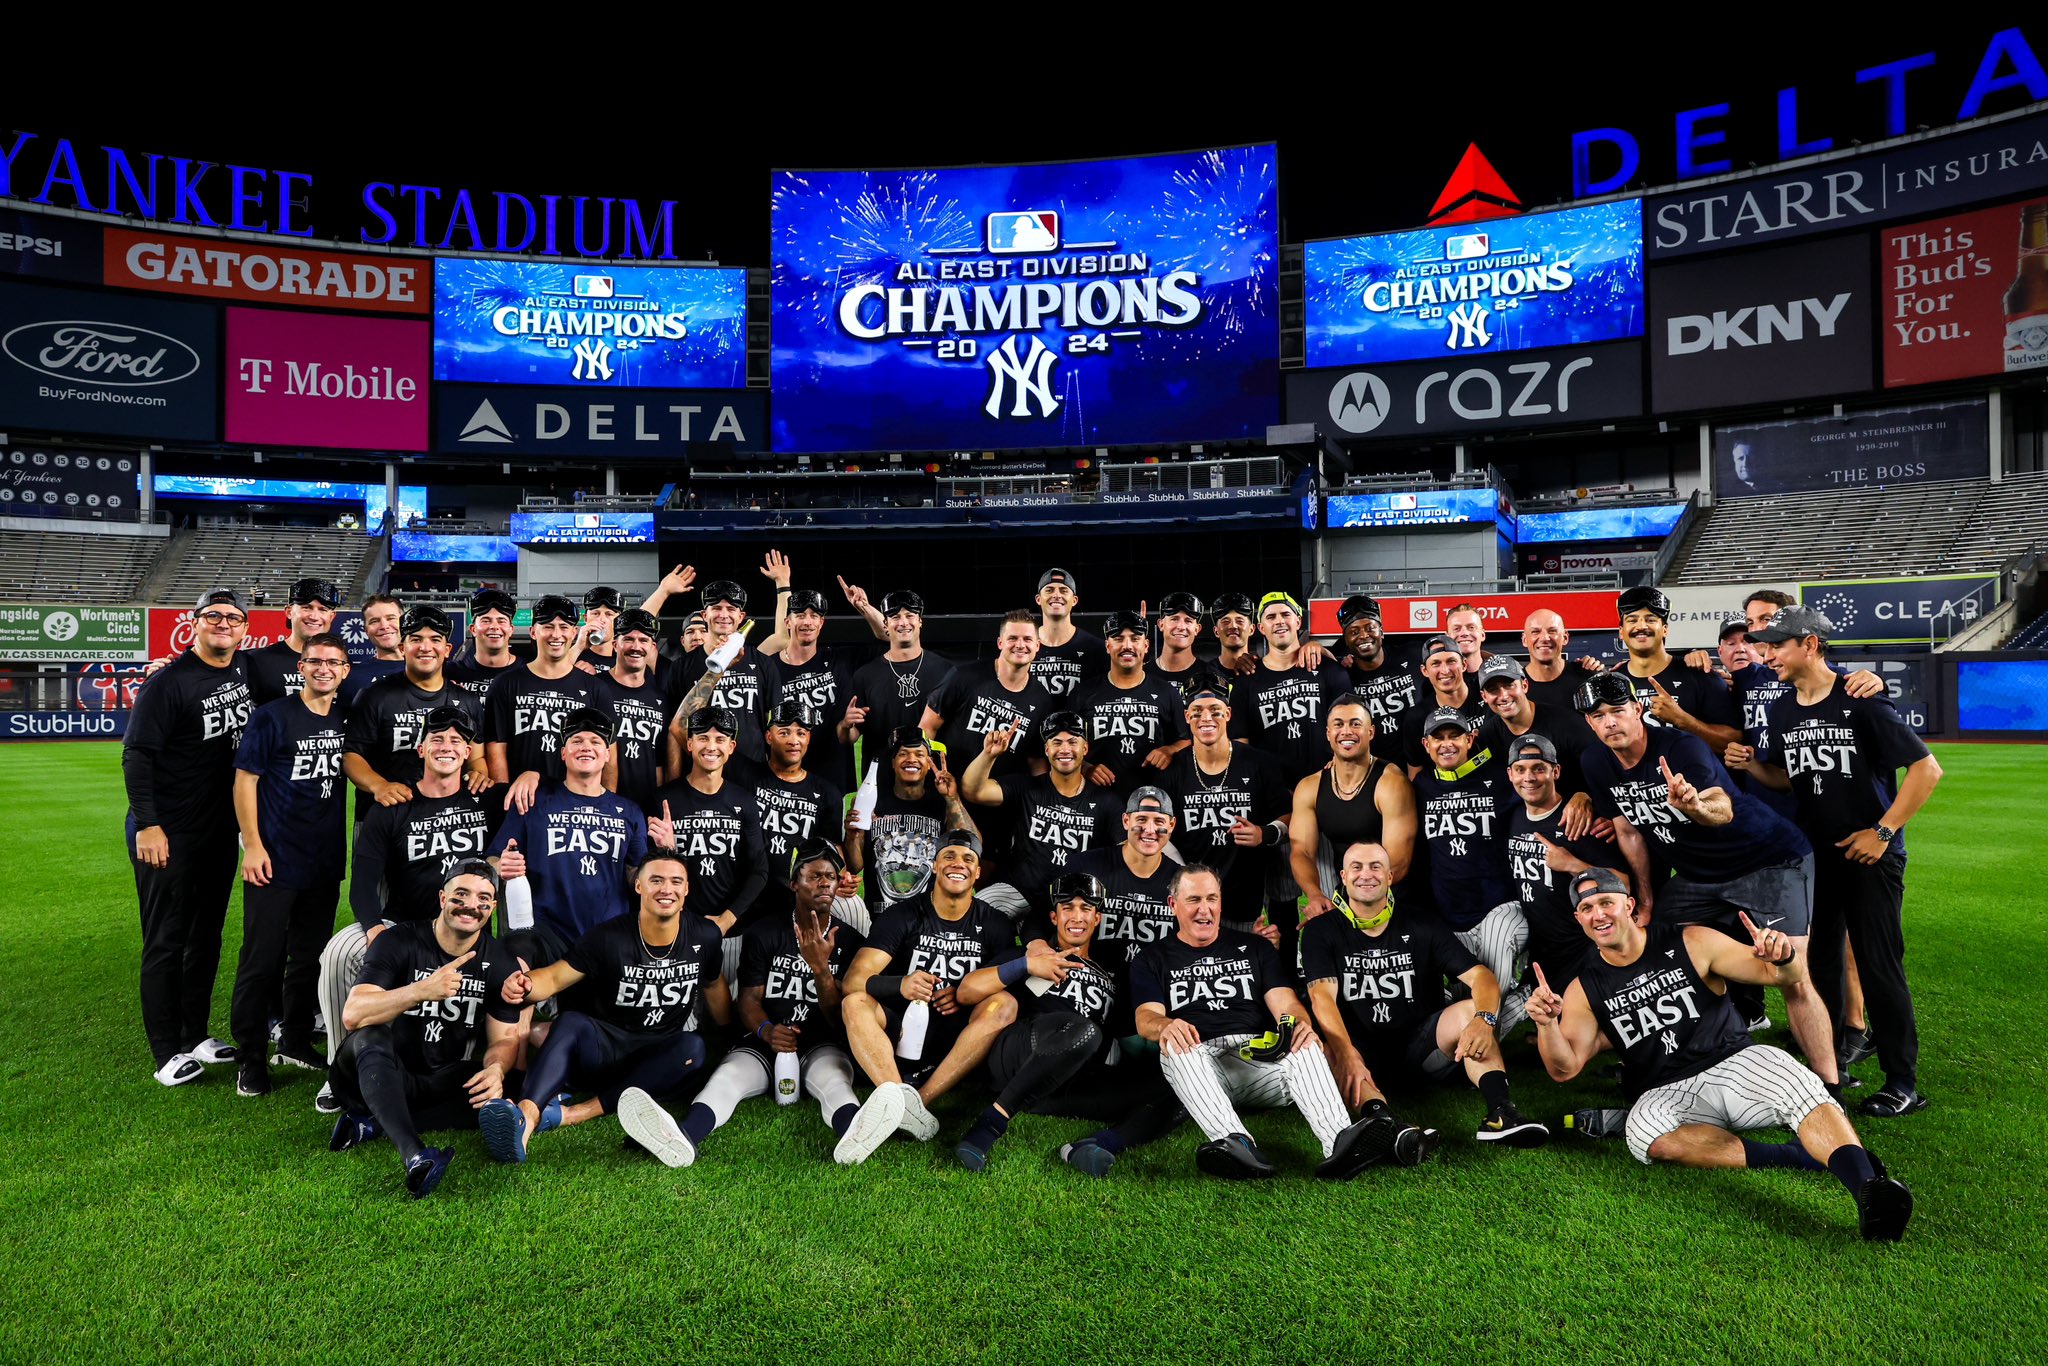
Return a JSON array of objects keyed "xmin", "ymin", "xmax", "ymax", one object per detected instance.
[
  {"xmin": 318, "ymin": 705, "xmax": 507, "ymax": 1111},
  {"xmin": 230, "ymin": 631, "xmax": 352, "ymax": 1098},
  {"xmin": 345, "ymin": 605, "xmax": 488, "ymax": 824},
  {"xmin": 485, "ymin": 594, "xmax": 596, "ymax": 801},
  {"xmin": 248, "ymin": 577, "xmax": 343, "ymax": 706},
  {"xmin": 1150, "ymin": 592, "xmax": 1211, "ymax": 688},
  {"xmin": 594, "ymin": 608, "xmax": 672, "ymax": 814},
  {"xmin": 447, "ymin": 587, "xmax": 521, "ymax": 703},
  {"xmin": 843, "ymin": 588, "xmax": 952, "ymax": 760},
  {"xmin": 126, "ymin": 588, "xmax": 254, "ymax": 1086},
  {"xmin": 1332, "ymin": 595, "xmax": 1423, "ymax": 766}
]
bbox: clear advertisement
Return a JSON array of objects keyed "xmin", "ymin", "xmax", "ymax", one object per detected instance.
[
  {"xmin": 1304, "ymin": 200, "xmax": 1643, "ymax": 366},
  {"xmin": 0, "ymin": 281, "xmax": 217, "ymax": 440},
  {"xmin": 1714, "ymin": 399, "xmax": 1987, "ymax": 499},
  {"xmin": 433, "ymin": 259, "xmax": 746, "ymax": 389},
  {"xmin": 1882, "ymin": 195, "xmax": 2048, "ymax": 387},
  {"xmin": 769, "ymin": 145, "xmax": 1279, "ymax": 453},
  {"xmin": 1799, "ymin": 575, "xmax": 1997, "ymax": 646},
  {"xmin": 225, "ymin": 308, "xmax": 429, "ymax": 451}
]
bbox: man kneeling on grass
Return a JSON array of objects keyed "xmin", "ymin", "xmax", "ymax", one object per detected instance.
[
  {"xmin": 1528, "ymin": 867, "xmax": 1914, "ymax": 1241},
  {"xmin": 327, "ymin": 863, "xmax": 523, "ymax": 1199},
  {"xmin": 480, "ymin": 848, "xmax": 728, "ymax": 1164}
]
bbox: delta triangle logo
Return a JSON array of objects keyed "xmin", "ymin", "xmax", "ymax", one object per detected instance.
[
  {"xmin": 459, "ymin": 398, "xmax": 514, "ymax": 444},
  {"xmin": 1425, "ymin": 145, "xmax": 1525, "ymax": 228}
]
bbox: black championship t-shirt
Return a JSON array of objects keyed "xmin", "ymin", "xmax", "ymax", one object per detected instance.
[
  {"xmin": 233, "ymin": 695, "xmax": 349, "ymax": 887},
  {"xmin": 357, "ymin": 922, "xmax": 522, "ymax": 1072},
  {"xmin": 1160, "ymin": 744, "xmax": 1290, "ymax": 922},
  {"xmin": 1523, "ymin": 665, "xmax": 1595, "ymax": 714},
  {"xmin": 1579, "ymin": 921, "xmax": 1752, "ymax": 1101},
  {"xmin": 758, "ymin": 648, "xmax": 858, "ymax": 790},
  {"xmin": 444, "ymin": 656, "xmax": 521, "ymax": 706},
  {"xmin": 1767, "ymin": 677, "xmax": 1931, "ymax": 850},
  {"xmin": 593, "ymin": 670, "xmax": 671, "ymax": 814},
  {"xmin": 1230, "ymin": 660, "xmax": 1352, "ymax": 785},
  {"xmin": 1616, "ymin": 659, "xmax": 1740, "ymax": 735},
  {"xmin": 1130, "ymin": 929, "xmax": 1283, "ymax": 1041},
  {"xmin": 246, "ymin": 639, "xmax": 307, "ymax": 706},
  {"xmin": 740, "ymin": 914, "xmax": 867, "ymax": 1040},
  {"xmin": 672, "ymin": 647, "xmax": 769, "ymax": 765},
  {"xmin": 563, "ymin": 912, "xmax": 725, "ymax": 1035},
  {"xmin": 1582, "ymin": 727, "xmax": 1810, "ymax": 884},
  {"xmin": 863, "ymin": 895, "xmax": 1015, "ymax": 983},
  {"xmin": 484, "ymin": 667, "xmax": 597, "ymax": 785},
  {"xmin": 1344, "ymin": 660, "xmax": 1425, "ymax": 765},
  {"xmin": 1031, "ymin": 626, "xmax": 1106, "ymax": 701},
  {"xmin": 995, "ymin": 943, "xmax": 1118, "ymax": 1027},
  {"xmin": 1505, "ymin": 801, "xmax": 1612, "ymax": 979},
  {"xmin": 928, "ymin": 664, "xmax": 1054, "ymax": 782},
  {"xmin": 863, "ymin": 782, "xmax": 950, "ymax": 913},
  {"xmin": 649, "ymin": 776, "xmax": 770, "ymax": 930},
  {"xmin": 124, "ymin": 650, "xmax": 252, "ymax": 838},
  {"xmin": 739, "ymin": 766, "xmax": 846, "ymax": 920},
  {"xmin": 1065, "ymin": 845, "xmax": 1178, "ymax": 969},
  {"xmin": 1398, "ymin": 690, "xmax": 1488, "ymax": 771},
  {"xmin": 344, "ymin": 673, "xmax": 483, "ymax": 793},
  {"xmin": 1299, "ymin": 903, "xmax": 1478, "ymax": 1051},
  {"xmin": 847, "ymin": 651, "xmax": 953, "ymax": 760},
  {"xmin": 1412, "ymin": 747, "xmax": 1513, "ymax": 928},
  {"xmin": 1475, "ymin": 701, "xmax": 1595, "ymax": 797},
  {"xmin": 350, "ymin": 786, "xmax": 507, "ymax": 930},
  {"xmin": 1073, "ymin": 671, "xmax": 1188, "ymax": 794},
  {"xmin": 995, "ymin": 773, "xmax": 1124, "ymax": 910}
]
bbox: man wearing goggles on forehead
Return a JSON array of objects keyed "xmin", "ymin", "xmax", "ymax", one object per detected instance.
[
  {"xmin": 248, "ymin": 577, "xmax": 342, "ymax": 706},
  {"xmin": 1151, "ymin": 592, "xmax": 1210, "ymax": 687},
  {"xmin": 345, "ymin": 604, "xmax": 489, "ymax": 826},
  {"xmin": 577, "ymin": 585, "xmax": 627, "ymax": 673},
  {"xmin": 756, "ymin": 552, "xmax": 859, "ymax": 791},
  {"xmin": 666, "ymin": 556, "xmax": 799, "ymax": 771},
  {"xmin": 484, "ymin": 594, "xmax": 596, "ymax": 810},
  {"xmin": 447, "ymin": 588, "xmax": 521, "ymax": 703},
  {"xmin": 592, "ymin": 608, "xmax": 672, "ymax": 814},
  {"xmin": 842, "ymin": 586, "xmax": 954, "ymax": 761},
  {"xmin": 1073, "ymin": 608, "xmax": 1190, "ymax": 798},
  {"xmin": 1330, "ymin": 596, "xmax": 1421, "ymax": 766},
  {"xmin": 740, "ymin": 701, "xmax": 862, "ymax": 926}
]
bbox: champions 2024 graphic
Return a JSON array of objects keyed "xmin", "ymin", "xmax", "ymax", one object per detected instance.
[
  {"xmin": 769, "ymin": 146, "xmax": 1278, "ymax": 453},
  {"xmin": 433, "ymin": 260, "xmax": 747, "ymax": 388},
  {"xmin": 1303, "ymin": 201, "xmax": 1644, "ymax": 367}
]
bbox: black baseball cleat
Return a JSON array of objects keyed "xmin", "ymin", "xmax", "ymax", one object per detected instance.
[
  {"xmin": 236, "ymin": 1060, "xmax": 271, "ymax": 1098},
  {"xmin": 1837, "ymin": 1026, "xmax": 1877, "ymax": 1069},
  {"xmin": 404, "ymin": 1146, "xmax": 455, "ymax": 1199},
  {"xmin": 1236, "ymin": 1016, "xmax": 1296, "ymax": 1064},
  {"xmin": 1856, "ymin": 1158, "xmax": 1914, "ymax": 1242},
  {"xmin": 1857, "ymin": 1084, "xmax": 1929, "ymax": 1119},
  {"xmin": 328, "ymin": 1112, "xmax": 382, "ymax": 1153},
  {"xmin": 1059, "ymin": 1140, "xmax": 1117, "ymax": 1178},
  {"xmin": 1477, "ymin": 1103, "xmax": 1550, "ymax": 1148},
  {"xmin": 1316, "ymin": 1114, "xmax": 1395, "ymax": 1180},
  {"xmin": 1195, "ymin": 1133, "xmax": 1275, "ymax": 1180},
  {"xmin": 1391, "ymin": 1123, "xmax": 1441, "ymax": 1167}
]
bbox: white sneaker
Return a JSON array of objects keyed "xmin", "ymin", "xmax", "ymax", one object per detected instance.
[
  {"xmin": 897, "ymin": 1084, "xmax": 940, "ymax": 1142},
  {"xmin": 617, "ymin": 1087, "xmax": 696, "ymax": 1169},
  {"xmin": 191, "ymin": 1037, "xmax": 238, "ymax": 1065},
  {"xmin": 154, "ymin": 1054, "xmax": 204, "ymax": 1086},
  {"xmin": 833, "ymin": 1086, "xmax": 906, "ymax": 1165}
]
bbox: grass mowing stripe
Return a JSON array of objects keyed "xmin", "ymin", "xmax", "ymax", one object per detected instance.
[{"xmin": 0, "ymin": 741, "xmax": 2044, "ymax": 1362}]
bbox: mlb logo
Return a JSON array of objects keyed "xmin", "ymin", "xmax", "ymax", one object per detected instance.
[
  {"xmin": 1391, "ymin": 492, "xmax": 1418, "ymax": 510},
  {"xmin": 986, "ymin": 212, "xmax": 1060, "ymax": 254},
  {"xmin": 1444, "ymin": 233, "xmax": 1490, "ymax": 261},
  {"xmin": 1409, "ymin": 601, "xmax": 1440, "ymax": 630},
  {"xmin": 573, "ymin": 275, "xmax": 615, "ymax": 298},
  {"xmin": 576, "ymin": 513, "xmax": 601, "ymax": 529}
]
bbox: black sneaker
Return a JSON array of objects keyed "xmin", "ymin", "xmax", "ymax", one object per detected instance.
[
  {"xmin": 313, "ymin": 1082, "xmax": 341, "ymax": 1115},
  {"xmin": 1195, "ymin": 1133, "xmax": 1275, "ymax": 1180},
  {"xmin": 1856, "ymin": 1157, "xmax": 1914, "ymax": 1242},
  {"xmin": 1390, "ymin": 1123, "xmax": 1441, "ymax": 1167},
  {"xmin": 1564, "ymin": 1108, "xmax": 1630, "ymax": 1139},
  {"xmin": 328, "ymin": 1112, "xmax": 382, "ymax": 1153},
  {"xmin": 1837, "ymin": 1026, "xmax": 1877, "ymax": 1069},
  {"xmin": 404, "ymin": 1146, "xmax": 455, "ymax": 1199},
  {"xmin": 1857, "ymin": 1084, "xmax": 1929, "ymax": 1119},
  {"xmin": 1477, "ymin": 1102, "xmax": 1550, "ymax": 1148},
  {"xmin": 1315, "ymin": 1115, "xmax": 1394, "ymax": 1181},
  {"xmin": 236, "ymin": 1060, "xmax": 271, "ymax": 1098},
  {"xmin": 1059, "ymin": 1140, "xmax": 1117, "ymax": 1178}
]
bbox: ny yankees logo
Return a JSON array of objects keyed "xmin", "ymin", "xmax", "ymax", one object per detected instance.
[
  {"xmin": 1051, "ymin": 847, "xmax": 1069, "ymax": 866},
  {"xmin": 1204, "ymin": 999, "xmax": 1228, "ymax": 1011},
  {"xmin": 700, "ymin": 856, "xmax": 718, "ymax": 877},
  {"xmin": 542, "ymin": 732, "xmax": 559, "ymax": 753},
  {"xmin": 1652, "ymin": 827, "xmax": 1677, "ymax": 845},
  {"xmin": 579, "ymin": 855, "xmax": 598, "ymax": 877},
  {"xmin": 1446, "ymin": 301, "xmax": 1492, "ymax": 349},
  {"xmin": 320, "ymin": 779, "xmax": 334, "ymax": 799},
  {"xmin": 1812, "ymin": 775, "xmax": 1825, "ymax": 794},
  {"xmin": 1659, "ymin": 1029, "xmax": 1679, "ymax": 1055},
  {"xmin": 644, "ymin": 1007, "xmax": 665, "ymax": 1026},
  {"xmin": 1372, "ymin": 1000, "xmax": 1392, "ymax": 1024},
  {"xmin": 423, "ymin": 1020, "xmax": 444, "ymax": 1044},
  {"xmin": 1122, "ymin": 737, "xmax": 1137, "ymax": 756},
  {"xmin": 572, "ymin": 337, "xmax": 614, "ymax": 381},
  {"xmin": 984, "ymin": 336, "xmax": 1060, "ymax": 419},
  {"xmin": 626, "ymin": 740, "xmax": 642, "ymax": 760},
  {"xmin": 790, "ymin": 1003, "xmax": 811, "ymax": 1024},
  {"xmin": 1286, "ymin": 720, "xmax": 1302, "ymax": 740},
  {"xmin": 1449, "ymin": 837, "xmax": 1468, "ymax": 857}
]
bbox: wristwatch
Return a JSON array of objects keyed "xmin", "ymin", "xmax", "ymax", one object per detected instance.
[
  {"xmin": 1475, "ymin": 1010, "xmax": 1499, "ymax": 1029},
  {"xmin": 1872, "ymin": 824, "xmax": 1897, "ymax": 844}
]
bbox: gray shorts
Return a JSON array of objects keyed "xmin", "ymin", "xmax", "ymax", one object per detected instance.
[{"xmin": 1656, "ymin": 855, "xmax": 1813, "ymax": 938}]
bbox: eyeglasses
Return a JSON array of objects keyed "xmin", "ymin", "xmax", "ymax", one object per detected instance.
[
  {"xmin": 197, "ymin": 612, "xmax": 246, "ymax": 626},
  {"xmin": 302, "ymin": 656, "xmax": 349, "ymax": 670}
]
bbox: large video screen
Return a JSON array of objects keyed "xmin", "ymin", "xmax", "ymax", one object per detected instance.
[
  {"xmin": 509, "ymin": 510, "xmax": 654, "ymax": 544},
  {"xmin": 152, "ymin": 476, "xmax": 425, "ymax": 533},
  {"xmin": 1517, "ymin": 503, "xmax": 1686, "ymax": 543},
  {"xmin": 1327, "ymin": 488, "xmax": 1502, "ymax": 529},
  {"xmin": 433, "ymin": 260, "xmax": 747, "ymax": 389},
  {"xmin": 1303, "ymin": 200, "xmax": 1643, "ymax": 367},
  {"xmin": 1957, "ymin": 660, "xmax": 2048, "ymax": 731},
  {"xmin": 392, "ymin": 532, "xmax": 518, "ymax": 563},
  {"xmin": 769, "ymin": 144, "xmax": 1279, "ymax": 453}
]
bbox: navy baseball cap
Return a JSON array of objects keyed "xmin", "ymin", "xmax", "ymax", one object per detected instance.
[
  {"xmin": 1127, "ymin": 785, "xmax": 1175, "ymax": 817},
  {"xmin": 938, "ymin": 829, "xmax": 983, "ymax": 858},
  {"xmin": 193, "ymin": 588, "xmax": 249, "ymax": 617},
  {"xmin": 1719, "ymin": 617, "xmax": 1750, "ymax": 642},
  {"xmin": 1037, "ymin": 567, "xmax": 1078, "ymax": 593},
  {"xmin": 1506, "ymin": 734, "xmax": 1559, "ymax": 766},
  {"xmin": 1420, "ymin": 633, "xmax": 1461, "ymax": 662}
]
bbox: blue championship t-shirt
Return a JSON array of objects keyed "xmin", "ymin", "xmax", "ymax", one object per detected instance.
[
  {"xmin": 234, "ymin": 695, "xmax": 349, "ymax": 887},
  {"xmin": 489, "ymin": 783, "xmax": 648, "ymax": 941},
  {"xmin": 1582, "ymin": 727, "xmax": 1809, "ymax": 885}
]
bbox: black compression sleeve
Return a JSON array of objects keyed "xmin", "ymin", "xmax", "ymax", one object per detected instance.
[{"xmin": 869, "ymin": 975, "xmax": 904, "ymax": 1001}]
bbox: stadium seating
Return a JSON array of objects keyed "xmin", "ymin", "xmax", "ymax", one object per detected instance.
[
  {"xmin": 0, "ymin": 528, "xmax": 163, "ymax": 604},
  {"xmin": 1665, "ymin": 472, "xmax": 2048, "ymax": 584},
  {"xmin": 142, "ymin": 527, "xmax": 378, "ymax": 608}
]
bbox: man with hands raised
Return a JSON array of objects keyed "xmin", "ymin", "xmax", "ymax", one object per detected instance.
[
  {"xmin": 327, "ymin": 862, "xmax": 524, "ymax": 1200},
  {"xmin": 1526, "ymin": 868, "xmax": 1914, "ymax": 1241},
  {"xmin": 961, "ymin": 712, "xmax": 1122, "ymax": 920},
  {"xmin": 650, "ymin": 708, "xmax": 771, "ymax": 983}
]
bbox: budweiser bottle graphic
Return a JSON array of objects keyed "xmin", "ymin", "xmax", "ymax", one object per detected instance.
[{"xmin": 2004, "ymin": 203, "xmax": 2048, "ymax": 373}]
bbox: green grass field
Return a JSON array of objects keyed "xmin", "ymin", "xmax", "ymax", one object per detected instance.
[{"xmin": 3, "ymin": 742, "xmax": 2045, "ymax": 1363}]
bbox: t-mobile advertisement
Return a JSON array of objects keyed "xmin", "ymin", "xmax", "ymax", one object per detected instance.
[
  {"xmin": 1713, "ymin": 399, "xmax": 1988, "ymax": 500},
  {"xmin": 224, "ymin": 308, "xmax": 429, "ymax": 451},
  {"xmin": 1882, "ymin": 195, "xmax": 2048, "ymax": 387}
]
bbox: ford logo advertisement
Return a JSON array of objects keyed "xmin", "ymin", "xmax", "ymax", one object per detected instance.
[{"xmin": 0, "ymin": 281, "xmax": 217, "ymax": 440}]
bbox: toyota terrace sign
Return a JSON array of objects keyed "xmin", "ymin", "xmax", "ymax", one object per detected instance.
[
  {"xmin": 0, "ymin": 280, "xmax": 217, "ymax": 440},
  {"xmin": 435, "ymin": 384, "xmax": 763, "ymax": 455},
  {"xmin": 225, "ymin": 307, "xmax": 428, "ymax": 451}
]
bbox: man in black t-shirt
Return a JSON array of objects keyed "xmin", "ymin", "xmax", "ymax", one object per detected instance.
[
  {"xmin": 1502, "ymin": 734, "xmax": 1613, "ymax": 992},
  {"xmin": 920, "ymin": 610, "xmax": 1054, "ymax": 785},
  {"xmin": 1057, "ymin": 788, "xmax": 1181, "ymax": 1026},
  {"xmin": 483, "ymin": 849, "xmax": 729, "ymax": 1164},
  {"xmin": 1473, "ymin": 656, "xmax": 1592, "ymax": 797},
  {"xmin": 1399, "ymin": 634, "xmax": 1486, "ymax": 775},
  {"xmin": 125, "ymin": 588, "xmax": 254, "ymax": 1086},
  {"xmin": 961, "ymin": 710, "xmax": 1122, "ymax": 919},
  {"xmin": 847, "ymin": 729, "xmax": 978, "ymax": 916},
  {"xmin": 445, "ymin": 587, "xmax": 521, "ymax": 704},
  {"xmin": 651, "ymin": 708, "xmax": 771, "ymax": 982},
  {"xmin": 619, "ymin": 841, "xmax": 868, "ymax": 1165},
  {"xmin": 484, "ymin": 594, "xmax": 597, "ymax": 795},
  {"xmin": 842, "ymin": 589, "xmax": 952, "ymax": 764},
  {"xmin": 594, "ymin": 608, "xmax": 672, "ymax": 813},
  {"xmin": 1230, "ymin": 592, "xmax": 1350, "ymax": 786},
  {"xmin": 1073, "ymin": 609, "xmax": 1189, "ymax": 796},
  {"xmin": 667, "ymin": 578, "xmax": 773, "ymax": 768},
  {"xmin": 1739, "ymin": 606, "xmax": 1944, "ymax": 1118},
  {"xmin": 229, "ymin": 632, "xmax": 351, "ymax": 1097},
  {"xmin": 1302, "ymin": 841, "xmax": 1548, "ymax": 1149},
  {"xmin": 1134, "ymin": 865, "xmax": 1382, "ymax": 1180},
  {"xmin": 1332, "ymin": 595, "xmax": 1422, "ymax": 765},
  {"xmin": 1158, "ymin": 673, "xmax": 1292, "ymax": 931},
  {"xmin": 833, "ymin": 831, "xmax": 1020, "ymax": 1165},
  {"xmin": 246, "ymin": 576, "xmax": 341, "ymax": 706},
  {"xmin": 736, "ymin": 702, "xmax": 850, "ymax": 925},
  {"xmin": 344, "ymin": 605, "xmax": 487, "ymax": 823},
  {"xmin": 1412, "ymin": 707, "xmax": 1530, "ymax": 1029},
  {"xmin": 1031, "ymin": 567, "xmax": 1105, "ymax": 700},
  {"xmin": 1529, "ymin": 869, "xmax": 1913, "ymax": 1241},
  {"xmin": 1520, "ymin": 608, "xmax": 1605, "ymax": 713},
  {"xmin": 1611, "ymin": 586, "xmax": 1742, "ymax": 750},
  {"xmin": 329, "ymin": 863, "xmax": 524, "ymax": 1200},
  {"xmin": 758, "ymin": 588, "xmax": 859, "ymax": 791}
]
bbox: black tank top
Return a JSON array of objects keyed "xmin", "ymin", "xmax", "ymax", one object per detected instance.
[
  {"xmin": 1578, "ymin": 921, "xmax": 1752, "ymax": 1100},
  {"xmin": 1316, "ymin": 760, "xmax": 1387, "ymax": 853}
]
